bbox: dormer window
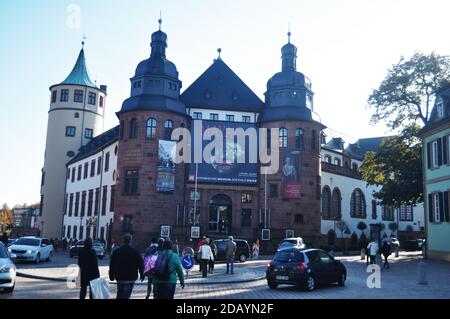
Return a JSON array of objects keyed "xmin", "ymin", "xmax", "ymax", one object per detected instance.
[
  {"xmin": 436, "ymin": 98, "xmax": 444, "ymax": 119},
  {"xmin": 133, "ymin": 81, "xmax": 142, "ymax": 89}
]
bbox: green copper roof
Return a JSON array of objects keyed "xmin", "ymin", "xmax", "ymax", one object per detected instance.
[{"xmin": 61, "ymin": 48, "xmax": 97, "ymax": 88}]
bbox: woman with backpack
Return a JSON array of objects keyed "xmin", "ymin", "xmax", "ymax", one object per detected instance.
[
  {"xmin": 144, "ymin": 238, "xmax": 160, "ymax": 299},
  {"xmin": 153, "ymin": 239, "xmax": 185, "ymax": 299}
]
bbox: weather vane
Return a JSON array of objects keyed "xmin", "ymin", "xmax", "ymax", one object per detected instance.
[
  {"xmin": 288, "ymin": 24, "xmax": 291, "ymax": 43},
  {"xmin": 82, "ymin": 34, "xmax": 87, "ymax": 48},
  {"xmin": 158, "ymin": 11, "xmax": 162, "ymax": 30}
]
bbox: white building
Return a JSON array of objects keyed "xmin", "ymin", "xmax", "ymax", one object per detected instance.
[{"xmin": 62, "ymin": 126, "xmax": 118, "ymax": 242}]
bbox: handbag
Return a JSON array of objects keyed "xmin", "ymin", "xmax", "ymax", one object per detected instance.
[
  {"xmin": 144, "ymin": 254, "xmax": 158, "ymax": 275},
  {"xmin": 90, "ymin": 277, "xmax": 110, "ymax": 299}
]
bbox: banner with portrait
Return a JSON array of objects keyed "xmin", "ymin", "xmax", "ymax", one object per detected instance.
[
  {"xmin": 156, "ymin": 140, "xmax": 176, "ymax": 192},
  {"xmin": 282, "ymin": 149, "xmax": 301, "ymax": 198}
]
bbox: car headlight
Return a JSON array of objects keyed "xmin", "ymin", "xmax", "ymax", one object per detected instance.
[
  {"xmin": 26, "ymin": 250, "xmax": 34, "ymax": 254},
  {"xmin": 8, "ymin": 248, "xmax": 12, "ymax": 253},
  {"xmin": 0, "ymin": 267, "xmax": 13, "ymax": 273}
]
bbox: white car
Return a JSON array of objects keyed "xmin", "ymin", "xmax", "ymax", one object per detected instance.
[
  {"xmin": 8, "ymin": 237, "xmax": 54, "ymax": 264},
  {"xmin": 277, "ymin": 237, "xmax": 306, "ymax": 252},
  {"xmin": 0, "ymin": 242, "xmax": 16, "ymax": 293}
]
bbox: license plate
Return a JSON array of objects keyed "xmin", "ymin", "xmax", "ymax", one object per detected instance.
[{"xmin": 276, "ymin": 275, "xmax": 289, "ymax": 281}]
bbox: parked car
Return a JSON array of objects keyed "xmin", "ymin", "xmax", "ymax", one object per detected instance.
[
  {"xmin": 213, "ymin": 239, "xmax": 251, "ymax": 263},
  {"xmin": 8, "ymin": 237, "xmax": 53, "ymax": 264},
  {"xmin": 0, "ymin": 242, "xmax": 16, "ymax": 293},
  {"xmin": 277, "ymin": 237, "xmax": 306, "ymax": 252},
  {"xmin": 69, "ymin": 240, "xmax": 105, "ymax": 259},
  {"xmin": 266, "ymin": 248, "xmax": 347, "ymax": 291}
]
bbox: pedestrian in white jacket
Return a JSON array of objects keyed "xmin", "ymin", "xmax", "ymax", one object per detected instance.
[
  {"xmin": 198, "ymin": 239, "xmax": 214, "ymax": 278},
  {"xmin": 367, "ymin": 239, "xmax": 379, "ymax": 265}
]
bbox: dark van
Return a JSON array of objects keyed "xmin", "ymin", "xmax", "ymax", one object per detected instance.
[{"xmin": 214, "ymin": 239, "xmax": 251, "ymax": 263}]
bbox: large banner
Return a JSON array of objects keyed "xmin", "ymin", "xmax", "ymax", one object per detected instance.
[
  {"xmin": 188, "ymin": 120, "xmax": 258, "ymax": 185},
  {"xmin": 282, "ymin": 149, "xmax": 301, "ymax": 198},
  {"xmin": 156, "ymin": 140, "xmax": 177, "ymax": 192}
]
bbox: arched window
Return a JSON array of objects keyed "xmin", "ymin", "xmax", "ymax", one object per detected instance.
[
  {"xmin": 295, "ymin": 128, "xmax": 304, "ymax": 149},
  {"xmin": 331, "ymin": 188, "xmax": 342, "ymax": 220},
  {"xmin": 324, "ymin": 155, "xmax": 332, "ymax": 163},
  {"xmin": 322, "ymin": 186, "xmax": 331, "ymax": 219},
  {"xmin": 351, "ymin": 188, "xmax": 366, "ymax": 218},
  {"xmin": 333, "ymin": 157, "xmax": 341, "ymax": 166},
  {"xmin": 146, "ymin": 118, "xmax": 157, "ymax": 139},
  {"xmin": 352, "ymin": 162, "xmax": 358, "ymax": 170},
  {"xmin": 279, "ymin": 128, "xmax": 288, "ymax": 148},
  {"xmin": 129, "ymin": 118, "xmax": 138, "ymax": 139},
  {"xmin": 164, "ymin": 120, "xmax": 173, "ymax": 140}
]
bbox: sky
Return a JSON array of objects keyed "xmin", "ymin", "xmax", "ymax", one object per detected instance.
[{"xmin": 1, "ymin": 0, "xmax": 449, "ymax": 207}]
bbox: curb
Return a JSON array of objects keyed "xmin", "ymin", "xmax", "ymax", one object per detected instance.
[{"xmin": 17, "ymin": 272, "xmax": 71, "ymax": 283}]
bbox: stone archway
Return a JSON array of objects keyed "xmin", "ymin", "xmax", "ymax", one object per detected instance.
[{"xmin": 209, "ymin": 194, "xmax": 232, "ymax": 234}]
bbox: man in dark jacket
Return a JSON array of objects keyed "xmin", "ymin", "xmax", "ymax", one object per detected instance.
[
  {"xmin": 109, "ymin": 234, "xmax": 144, "ymax": 299},
  {"xmin": 78, "ymin": 237, "xmax": 100, "ymax": 299}
]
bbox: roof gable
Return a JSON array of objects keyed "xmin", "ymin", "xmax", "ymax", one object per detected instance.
[{"xmin": 180, "ymin": 59, "xmax": 263, "ymax": 112}]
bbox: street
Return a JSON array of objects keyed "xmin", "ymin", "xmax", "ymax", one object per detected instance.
[{"xmin": 1, "ymin": 251, "xmax": 449, "ymax": 299}]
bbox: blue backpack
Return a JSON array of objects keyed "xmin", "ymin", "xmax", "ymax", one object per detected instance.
[{"xmin": 154, "ymin": 252, "xmax": 173, "ymax": 280}]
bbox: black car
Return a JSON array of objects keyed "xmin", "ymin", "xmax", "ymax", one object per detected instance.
[
  {"xmin": 69, "ymin": 240, "xmax": 105, "ymax": 259},
  {"xmin": 214, "ymin": 239, "xmax": 251, "ymax": 263},
  {"xmin": 266, "ymin": 248, "xmax": 347, "ymax": 291}
]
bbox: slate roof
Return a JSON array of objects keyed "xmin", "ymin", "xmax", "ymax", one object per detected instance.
[
  {"xmin": 60, "ymin": 48, "xmax": 98, "ymax": 89},
  {"xmin": 345, "ymin": 137, "xmax": 385, "ymax": 160},
  {"xmin": 67, "ymin": 126, "xmax": 119, "ymax": 165},
  {"xmin": 180, "ymin": 59, "xmax": 264, "ymax": 112},
  {"xmin": 420, "ymin": 83, "xmax": 450, "ymax": 136}
]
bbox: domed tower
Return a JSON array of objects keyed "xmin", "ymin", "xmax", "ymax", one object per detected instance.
[
  {"xmin": 40, "ymin": 43, "xmax": 107, "ymax": 238},
  {"xmin": 260, "ymin": 32, "xmax": 325, "ymax": 248},
  {"xmin": 113, "ymin": 19, "xmax": 188, "ymax": 248}
]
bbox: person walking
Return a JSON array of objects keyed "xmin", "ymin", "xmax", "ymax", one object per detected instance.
[
  {"xmin": 196, "ymin": 236, "xmax": 206, "ymax": 273},
  {"xmin": 144, "ymin": 238, "xmax": 159, "ymax": 299},
  {"xmin": 109, "ymin": 234, "xmax": 144, "ymax": 299},
  {"xmin": 225, "ymin": 236, "xmax": 237, "ymax": 275},
  {"xmin": 153, "ymin": 239, "xmax": 185, "ymax": 299},
  {"xmin": 208, "ymin": 239, "xmax": 218, "ymax": 274},
  {"xmin": 252, "ymin": 240, "xmax": 260, "ymax": 259},
  {"xmin": 381, "ymin": 240, "xmax": 391, "ymax": 269},
  {"xmin": 78, "ymin": 237, "xmax": 100, "ymax": 299},
  {"xmin": 62, "ymin": 237, "xmax": 68, "ymax": 251},
  {"xmin": 367, "ymin": 238, "xmax": 379, "ymax": 265},
  {"xmin": 198, "ymin": 238, "xmax": 213, "ymax": 278}
]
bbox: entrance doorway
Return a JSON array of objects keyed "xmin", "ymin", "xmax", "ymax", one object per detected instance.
[{"xmin": 209, "ymin": 194, "xmax": 232, "ymax": 234}]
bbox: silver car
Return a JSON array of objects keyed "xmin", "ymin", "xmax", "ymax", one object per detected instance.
[
  {"xmin": 277, "ymin": 237, "xmax": 306, "ymax": 252},
  {"xmin": 0, "ymin": 242, "xmax": 16, "ymax": 293}
]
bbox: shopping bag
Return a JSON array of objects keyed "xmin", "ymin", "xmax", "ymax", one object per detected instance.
[
  {"xmin": 144, "ymin": 254, "xmax": 158, "ymax": 275},
  {"xmin": 90, "ymin": 277, "xmax": 110, "ymax": 299}
]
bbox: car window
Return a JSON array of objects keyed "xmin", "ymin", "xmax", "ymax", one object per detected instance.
[
  {"xmin": 280, "ymin": 240, "xmax": 297, "ymax": 246},
  {"xmin": 15, "ymin": 238, "xmax": 40, "ymax": 246},
  {"xmin": 0, "ymin": 244, "xmax": 8, "ymax": 258},
  {"xmin": 306, "ymin": 251, "xmax": 320, "ymax": 263},
  {"xmin": 236, "ymin": 241, "xmax": 245, "ymax": 247},
  {"xmin": 274, "ymin": 250, "xmax": 303, "ymax": 263},
  {"xmin": 216, "ymin": 242, "xmax": 226, "ymax": 250},
  {"xmin": 318, "ymin": 251, "xmax": 333, "ymax": 264},
  {"xmin": 43, "ymin": 239, "xmax": 51, "ymax": 245}
]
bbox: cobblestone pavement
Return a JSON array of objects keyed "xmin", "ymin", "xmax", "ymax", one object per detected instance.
[{"xmin": 1, "ymin": 252, "xmax": 449, "ymax": 299}]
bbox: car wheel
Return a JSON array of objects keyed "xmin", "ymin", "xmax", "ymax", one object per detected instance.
[
  {"xmin": 305, "ymin": 274, "xmax": 315, "ymax": 292},
  {"xmin": 4, "ymin": 284, "xmax": 15, "ymax": 293},
  {"xmin": 239, "ymin": 254, "xmax": 247, "ymax": 263},
  {"xmin": 338, "ymin": 272, "xmax": 346, "ymax": 286},
  {"xmin": 35, "ymin": 253, "xmax": 41, "ymax": 264},
  {"xmin": 268, "ymin": 281, "xmax": 278, "ymax": 290}
]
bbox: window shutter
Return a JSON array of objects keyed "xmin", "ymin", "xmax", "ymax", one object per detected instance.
[
  {"xmin": 438, "ymin": 192, "xmax": 444, "ymax": 222},
  {"xmin": 444, "ymin": 191, "xmax": 449, "ymax": 222},
  {"xmin": 437, "ymin": 138, "xmax": 443, "ymax": 166},
  {"xmin": 427, "ymin": 142, "xmax": 431, "ymax": 169},
  {"xmin": 428, "ymin": 193, "xmax": 433, "ymax": 223},
  {"xmin": 443, "ymin": 137, "xmax": 448, "ymax": 165}
]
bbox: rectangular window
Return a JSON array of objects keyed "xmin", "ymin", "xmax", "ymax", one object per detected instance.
[
  {"xmin": 101, "ymin": 186, "xmax": 107, "ymax": 216},
  {"xmin": 241, "ymin": 192, "xmax": 252, "ymax": 203},
  {"xmin": 432, "ymin": 140, "xmax": 439, "ymax": 168},
  {"xmin": 269, "ymin": 184, "xmax": 279, "ymax": 198},
  {"xmin": 79, "ymin": 226, "xmax": 84, "ymax": 240},
  {"xmin": 80, "ymin": 191, "xmax": 86, "ymax": 217},
  {"xmin": 226, "ymin": 114, "xmax": 235, "ymax": 122},
  {"xmin": 83, "ymin": 162, "xmax": 89, "ymax": 179},
  {"xmin": 97, "ymin": 157, "xmax": 102, "ymax": 175},
  {"xmin": 64, "ymin": 193, "xmax": 68, "ymax": 215},
  {"xmin": 68, "ymin": 193, "xmax": 74, "ymax": 217},
  {"xmin": 434, "ymin": 193, "xmax": 441, "ymax": 222},
  {"xmin": 399, "ymin": 205, "xmax": 413, "ymax": 221},
  {"xmin": 71, "ymin": 167, "xmax": 76, "ymax": 183},
  {"xmin": 210, "ymin": 113, "xmax": 219, "ymax": 121},
  {"xmin": 241, "ymin": 209, "xmax": 252, "ymax": 227},
  {"xmin": 88, "ymin": 92, "xmax": 96, "ymax": 105},
  {"xmin": 66, "ymin": 168, "xmax": 70, "ymax": 180},
  {"xmin": 77, "ymin": 165, "xmax": 82, "ymax": 181},
  {"xmin": 66, "ymin": 126, "xmax": 76, "ymax": 137},
  {"xmin": 242, "ymin": 116, "xmax": 251, "ymax": 123},
  {"xmin": 67, "ymin": 225, "xmax": 71, "ymax": 239},
  {"xmin": 99, "ymin": 96, "xmax": 104, "ymax": 108},
  {"xmin": 60, "ymin": 89, "xmax": 69, "ymax": 102},
  {"xmin": 94, "ymin": 188, "xmax": 100, "ymax": 216},
  {"xmin": 87, "ymin": 189, "xmax": 93, "ymax": 216},
  {"xmin": 110, "ymin": 185, "xmax": 116, "ymax": 212},
  {"xmin": 123, "ymin": 215, "xmax": 133, "ymax": 232},
  {"xmin": 124, "ymin": 169, "xmax": 139, "ymax": 195},
  {"xmin": 73, "ymin": 226, "xmax": 77, "ymax": 239},
  {"xmin": 51, "ymin": 90, "xmax": 57, "ymax": 103},
  {"xmin": 105, "ymin": 152, "xmax": 110, "ymax": 172},
  {"xmin": 74, "ymin": 192, "xmax": 80, "ymax": 217},
  {"xmin": 382, "ymin": 205, "xmax": 395, "ymax": 221},
  {"xmin": 193, "ymin": 112, "xmax": 202, "ymax": 120},
  {"xmin": 90, "ymin": 159, "xmax": 96, "ymax": 177},
  {"xmin": 74, "ymin": 89, "xmax": 84, "ymax": 103},
  {"xmin": 371, "ymin": 200, "xmax": 377, "ymax": 219},
  {"xmin": 85, "ymin": 128, "xmax": 93, "ymax": 139}
]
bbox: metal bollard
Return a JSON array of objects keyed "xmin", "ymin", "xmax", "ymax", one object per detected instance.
[{"xmin": 418, "ymin": 261, "xmax": 428, "ymax": 285}]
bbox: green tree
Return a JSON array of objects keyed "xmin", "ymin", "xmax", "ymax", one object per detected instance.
[
  {"xmin": 368, "ymin": 52, "xmax": 450, "ymax": 131},
  {"xmin": 359, "ymin": 128, "xmax": 423, "ymax": 207}
]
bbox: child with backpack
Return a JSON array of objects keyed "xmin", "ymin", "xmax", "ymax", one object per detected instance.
[{"xmin": 152, "ymin": 239, "xmax": 185, "ymax": 299}]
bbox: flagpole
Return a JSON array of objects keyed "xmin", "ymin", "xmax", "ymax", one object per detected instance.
[{"xmin": 193, "ymin": 163, "xmax": 198, "ymax": 226}]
